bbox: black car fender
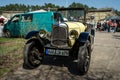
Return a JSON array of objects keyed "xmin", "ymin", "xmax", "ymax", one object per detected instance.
[
  {"xmin": 25, "ymin": 30, "xmax": 45, "ymax": 52},
  {"xmin": 91, "ymin": 29, "xmax": 95, "ymax": 37},
  {"xmin": 25, "ymin": 30, "xmax": 39, "ymax": 39},
  {"xmin": 25, "ymin": 38, "xmax": 44, "ymax": 53},
  {"xmin": 78, "ymin": 32, "xmax": 89, "ymax": 43},
  {"xmin": 70, "ymin": 32, "xmax": 91, "ymax": 58}
]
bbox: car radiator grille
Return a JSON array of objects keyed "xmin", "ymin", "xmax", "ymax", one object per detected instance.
[{"xmin": 51, "ymin": 26, "xmax": 67, "ymax": 47}]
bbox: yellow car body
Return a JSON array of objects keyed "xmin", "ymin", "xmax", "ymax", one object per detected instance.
[{"xmin": 65, "ymin": 22, "xmax": 87, "ymax": 46}]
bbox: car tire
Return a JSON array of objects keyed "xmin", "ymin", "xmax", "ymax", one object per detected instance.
[
  {"xmin": 4, "ymin": 30, "xmax": 11, "ymax": 38},
  {"xmin": 23, "ymin": 41, "xmax": 44, "ymax": 69},
  {"xmin": 77, "ymin": 40, "xmax": 91, "ymax": 75}
]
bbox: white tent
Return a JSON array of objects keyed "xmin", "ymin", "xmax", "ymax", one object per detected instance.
[
  {"xmin": 0, "ymin": 15, "xmax": 7, "ymax": 20},
  {"xmin": 29, "ymin": 9, "xmax": 47, "ymax": 13},
  {"xmin": 0, "ymin": 15, "xmax": 8, "ymax": 24},
  {"xmin": 0, "ymin": 16, "xmax": 8, "ymax": 37}
]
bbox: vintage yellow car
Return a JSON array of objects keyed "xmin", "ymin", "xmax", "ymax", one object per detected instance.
[{"xmin": 23, "ymin": 8, "xmax": 95, "ymax": 75}]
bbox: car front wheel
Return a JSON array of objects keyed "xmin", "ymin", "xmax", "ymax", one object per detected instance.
[
  {"xmin": 23, "ymin": 41, "xmax": 44, "ymax": 69},
  {"xmin": 77, "ymin": 41, "xmax": 91, "ymax": 75},
  {"xmin": 4, "ymin": 30, "xmax": 11, "ymax": 38}
]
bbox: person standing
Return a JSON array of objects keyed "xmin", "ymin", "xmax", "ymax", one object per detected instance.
[
  {"xmin": 107, "ymin": 19, "xmax": 112, "ymax": 32},
  {"xmin": 113, "ymin": 20, "xmax": 117, "ymax": 33},
  {"xmin": 97, "ymin": 21, "xmax": 101, "ymax": 31},
  {"xmin": 89, "ymin": 15, "xmax": 95, "ymax": 29}
]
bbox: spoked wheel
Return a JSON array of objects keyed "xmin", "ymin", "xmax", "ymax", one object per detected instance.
[
  {"xmin": 4, "ymin": 30, "xmax": 11, "ymax": 38},
  {"xmin": 28, "ymin": 47, "xmax": 43, "ymax": 66},
  {"xmin": 77, "ymin": 41, "xmax": 91, "ymax": 75},
  {"xmin": 23, "ymin": 41, "xmax": 44, "ymax": 69}
]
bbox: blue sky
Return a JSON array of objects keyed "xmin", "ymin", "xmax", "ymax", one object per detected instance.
[{"xmin": 0, "ymin": 0, "xmax": 120, "ymax": 11}]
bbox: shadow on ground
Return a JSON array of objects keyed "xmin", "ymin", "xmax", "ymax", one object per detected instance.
[
  {"xmin": 113, "ymin": 34, "xmax": 120, "ymax": 40},
  {"xmin": 23, "ymin": 56, "xmax": 84, "ymax": 76}
]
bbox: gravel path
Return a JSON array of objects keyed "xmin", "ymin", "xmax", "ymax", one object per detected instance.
[{"xmin": 1, "ymin": 31, "xmax": 120, "ymax": 80}]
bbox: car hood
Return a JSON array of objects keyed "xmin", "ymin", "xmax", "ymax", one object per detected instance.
[{"xmin": 64, "ymin": 22, "xmax": 86, "ymax": 32}]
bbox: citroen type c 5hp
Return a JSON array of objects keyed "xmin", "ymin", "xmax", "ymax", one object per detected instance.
[{"xmin": 23, "ymin": 8, "xmax": 95, "ymax": 75}]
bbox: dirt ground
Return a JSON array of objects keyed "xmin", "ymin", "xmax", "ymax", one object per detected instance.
[{"xmin": 0, "ymin": 31, "xmax": 120, "ymax": 80}]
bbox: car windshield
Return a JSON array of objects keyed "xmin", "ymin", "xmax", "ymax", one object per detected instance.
[{"xmin": 58, "ymin": 8, "xmax": 85, "ymax": 22}]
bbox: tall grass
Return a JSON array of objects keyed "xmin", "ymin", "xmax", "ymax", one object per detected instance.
[{"xmin": 0, "ymin": 38, "xmax": 26, "ymax": 76}]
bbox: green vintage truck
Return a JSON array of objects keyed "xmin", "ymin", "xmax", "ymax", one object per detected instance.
[
  {"xmin": 3, "ymin": 11, "xmax": 63, "ymax": 37},
  {"xmin": 23, "ymin": 8, "xmax": 95, "ymax": 75}
]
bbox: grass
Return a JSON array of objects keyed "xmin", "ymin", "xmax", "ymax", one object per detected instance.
[
  {"xmin": 0, "ymin": 38, "xmax": 16, "ymax": 43},
  {"xmin": 0, "ymin": 37, "xmax": 26, "ymax": 77},
  {"xmin": 0, "ymin": 68, "xmax": 10, "ymax": 76}
]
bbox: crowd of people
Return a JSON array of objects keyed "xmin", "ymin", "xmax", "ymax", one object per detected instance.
[{"xmin": 92, "ymin": 19, "xmax": 119, "ymax": 33}]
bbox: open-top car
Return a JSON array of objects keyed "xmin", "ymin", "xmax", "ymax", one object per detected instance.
[{"xmin": 23, "ymin": 8, "xmax": 95, "ymax": 75}]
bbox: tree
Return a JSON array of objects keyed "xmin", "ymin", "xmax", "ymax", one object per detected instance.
[
  {"xmin": 69, "ymin": 2, "xmax": 84, "ymax": 8},
  {"xmin": 68, "ymin": 2, "xmax": 91, "ymax": 13},
  {"xmin": 114, "ymin": 10, "xmax": 120, "ymax": 16},
  {"xmin": 89, "ymin": 7, "xmax": 97, "ymax": 10}
]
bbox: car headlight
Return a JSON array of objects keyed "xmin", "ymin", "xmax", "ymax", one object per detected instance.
[
  {"xmin": 69, "ymin": 30, "xmax": 78, "ymax": 39},
  {"xmin": 39, "ymin": 30, "xmax": 46, "ymax": 38}
]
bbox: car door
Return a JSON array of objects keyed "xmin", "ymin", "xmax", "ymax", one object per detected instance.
[
  {"xmin": 20, "ymin": 14, "xmax": 33, "ymax": 36},
  {"xmin": 10, "ymin": 15, "xmax": 20, "ymax": 36}
]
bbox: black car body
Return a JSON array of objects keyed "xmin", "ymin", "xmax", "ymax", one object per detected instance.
[{"xmin": 23, "ymin": 8, "xmax": 95, "ymax": 75}]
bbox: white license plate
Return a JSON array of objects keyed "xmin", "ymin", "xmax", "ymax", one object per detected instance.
[{"xmin": 45, "ymin": 49, "xmax": 69, "ymax": 56}]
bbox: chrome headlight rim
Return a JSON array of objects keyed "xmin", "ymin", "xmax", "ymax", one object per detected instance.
[
  {"xmin": 69, "ymin": 30, "xmax": 78, "ymax": 39},
  {"xmin": 39, "ymin": 30, "xmax": 46, "ymax": 38}
]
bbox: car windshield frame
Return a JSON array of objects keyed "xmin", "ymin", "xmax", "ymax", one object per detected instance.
[{"xmin": 57, "ymin": 8, "xmax": 86, "ymax": 23}]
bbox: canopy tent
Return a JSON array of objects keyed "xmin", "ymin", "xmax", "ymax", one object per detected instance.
[
  {"xmin": 0, "ymin": 16, "xmax": 7, "ymax": 19},
  {"xmin": 107, "ymin": 16, "xmax": 120, "ymax": 20},
  {"xmin": 100, "ymin": 16, "xmax": 120, "ymax": 21},
  {"xmin": 105, "ymin": 16, "xmax": 120, "ymax": 21},
  {"xmin": 0, "ymin": 16, "xmax": 8, "ymax": 23},
  {"xmin": 0, "ymin": 16, "xmax": 7, "ymax": 37}
]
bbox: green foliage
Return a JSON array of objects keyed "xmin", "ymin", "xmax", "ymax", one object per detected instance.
[
  {"xmin": 114, "ymin": 10, "xmax": 120, "ymax": 16},
  {"xmin": 0, "ymin": 3, "xmax": 61, "ymax": 12},
  {"xmin": 0, "ymin": 2, "xmax": 97, "ymax": 13},
  {"xmin": 69, "ymin": 2, "xmax": 85, "ymax": 13},
  {"xmin": 89, "ymin": 7, "xmax": 97, "ymax": 10},
  {"xmin": 1, "ymin": 2, "xmax": 119, "ymax": 14},
  {"xmin": 1, "ymin": 2, "xmax": 119, "ymax": 18},
  {"xmin": 44, "ymin": 3, "xmax": 60, "ymax": 8},
  {"xmin": 69, "ymin": 2, "xmax": 85, "ymax": 8}
]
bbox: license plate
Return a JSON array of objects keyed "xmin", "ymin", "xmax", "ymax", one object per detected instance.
[{"xmin": 45, "ymin": 49, "xmax": 69, "ymax": 56}]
